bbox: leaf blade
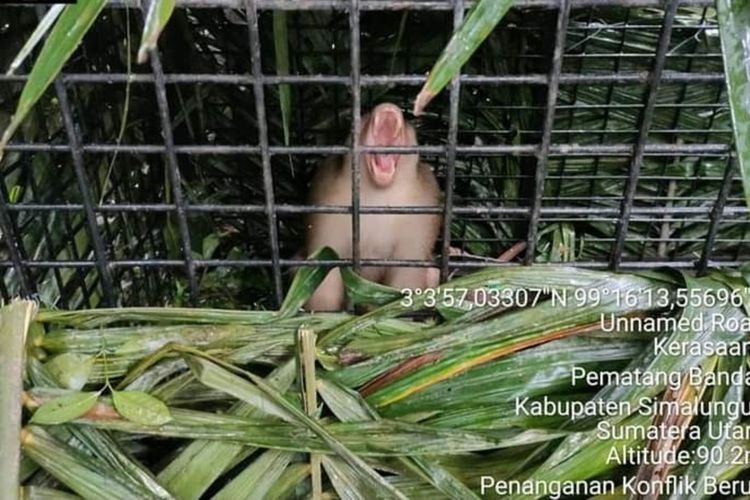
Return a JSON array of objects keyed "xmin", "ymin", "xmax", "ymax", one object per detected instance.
[
  {"xmin": 717, "ymin": 0, "xmax": 750, "ymax": 207},
  {"xmin": 137, "ymin": 0, "xmax": 177, "ymax": 64},
  {"xmin": 112, "ymin": 391, "xmax": 172, "ymax": 426},
  {"xmin": 413, "ymin": 0, "xmax": 515, "ymax": 115},
  {"xmin": 278, "ymin": 246, "xmax": 340, "ymax": 318},
  {"xmin": 0, "ymin": 0, "xmax": 107, "ymax": 160},
  {"xmin": 30, "ymin": 392, "xmax": 99, "ymax": 425},
  {"xmin": 5, "ymin": 5, "xmax": 65, "ymax": 76},
  {"xmin": 44, "ymin": 353, "xmax": 94, "ymax": 391}
]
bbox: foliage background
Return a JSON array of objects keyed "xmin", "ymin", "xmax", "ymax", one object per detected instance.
[{"xmin": 0, "ymin": 4, "xmax": 745, "ymax": 309}]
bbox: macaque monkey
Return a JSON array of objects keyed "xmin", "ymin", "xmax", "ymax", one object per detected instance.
[{"xmin": 303, "ymin": 103, "xmax": 441, "ymax": 311}]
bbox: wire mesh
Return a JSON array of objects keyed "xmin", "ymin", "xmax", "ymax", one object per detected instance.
[{"xmin": 0, "ymin": 0, "xmax": 744, "ymax": 308}]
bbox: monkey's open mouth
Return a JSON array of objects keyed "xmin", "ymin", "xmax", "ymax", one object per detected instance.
[
  {"xmin": 363, "ymin": 103, "xmax": 405, "ymax": 179},
  {"xmin": 370, "ymin": 153, "xmax": 399, "ymax": 174}
]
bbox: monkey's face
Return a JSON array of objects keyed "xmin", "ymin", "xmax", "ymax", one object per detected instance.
[{"xmin": 361, "ymin": 103, "xmax": 415, "ymax": 188}]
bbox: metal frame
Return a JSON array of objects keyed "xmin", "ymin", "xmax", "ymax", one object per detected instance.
[
  {"xmin": 0, "ymin": 0, "xmax": 743, "ymax": 307},
  {"xmin": 148, "ymin": 48, "xmax": 199, "ymax": 304},
  {"xmin": 440, "ymin": 0, "xmax": 463, "ymax": 280},
  {"xmin": 525, "ymin": 0, "xmax": 570, "ymax": 264},
  {"xmin": 245, "ymin": 0, "xmax": 284, "ymax": 304},
  {"xmin": 100, "ymin": 0, "xmax": 715, "ymax": 8},
  {"xmin": 350, "ymin": 0, "xmax": 362, "ymax": 272},
  {"xmin": 610, "ymin": 0, "xmax": 680, "ymax": 270}
]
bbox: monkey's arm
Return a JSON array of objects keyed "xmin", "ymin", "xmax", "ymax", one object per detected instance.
[
  {"xmin": 303, "ymin": 155, "xmax": 352, "ymax": 311},
  {"xmin": 382, "ymin": 162, "xmax": 441, "ymax": 290}
]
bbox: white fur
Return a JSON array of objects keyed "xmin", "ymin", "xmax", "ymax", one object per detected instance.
[{"xmin": 304, "ymin": 151, "xmax": 440, "ymax": 311}]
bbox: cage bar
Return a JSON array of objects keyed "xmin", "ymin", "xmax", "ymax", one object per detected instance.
[
  {"xmin": 2, "ymin": 202, "xmax": 746, "ymax": 214},
  {"xmin": 0, "ymin": 189, "xmax": 32, "ymax": 297},
  {"xmin": 525, "ymin": 0, "xmax": 571, "ymax": 265},
  {"xmin": 350, "ymin": 0, "xmax": 362, "ymax": 271},
  {"xmin": 551, "ymin": 6, "xmax": 596, "ymax": 204},
  {"xmin": 576, "ymin": 3, "xmax": 626, "ymax": 205},
  {"xmin": 698, "ymin": 156, "xmax": 738, "ymax": 272},
  {"xmin": 609, "ymin": 0, "xmax": 681, "ymax": 270},
  {"xmin": 0, "ymin": 70, "xmax": 726, "ymax": 86},
  {"xmin": 440, "ymin": 0, "xmax": 464, "ymax": 279},
  {"xmin": 148, "ymin": 49, "xmax": 200, "ymax": 303},
  {"xmin": 2, "ymin": 258, "xmax": 745, "ymax": 270},
  {"xmin": 246, "ymin": 0, "xmax": 284, "ymax": 305},
  {"xmin": 97, "ymin": 0, "xmax": 715, "ymax": 9},
  {"xmin": 2, "ymin": 143, "xmax": 733, "ymax": 157},
  {"xmin": 0, "ymin": 0, "xmax": 743, "ymax": 307},
  {"xmin": 26, "ymin": 169, "xmax": 93, "ymax": 308},
  {"xmin": 52, "ymin": 79, "xmax": 116, "ymax": 306}
]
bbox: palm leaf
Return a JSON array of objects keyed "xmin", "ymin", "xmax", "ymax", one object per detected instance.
[{"xmin": 0, "ymin": 0, "xmax": 107, "ymax": 161}]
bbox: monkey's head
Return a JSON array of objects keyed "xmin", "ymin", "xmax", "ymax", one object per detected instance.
[{"xmin": 361, "ymin": 103, "xmax": 417, "ymax": 188}]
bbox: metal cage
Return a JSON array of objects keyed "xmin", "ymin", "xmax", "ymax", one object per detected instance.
[{"xmin": 0, "ymin": 0, "xmax": 744, "ymax": 308}]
